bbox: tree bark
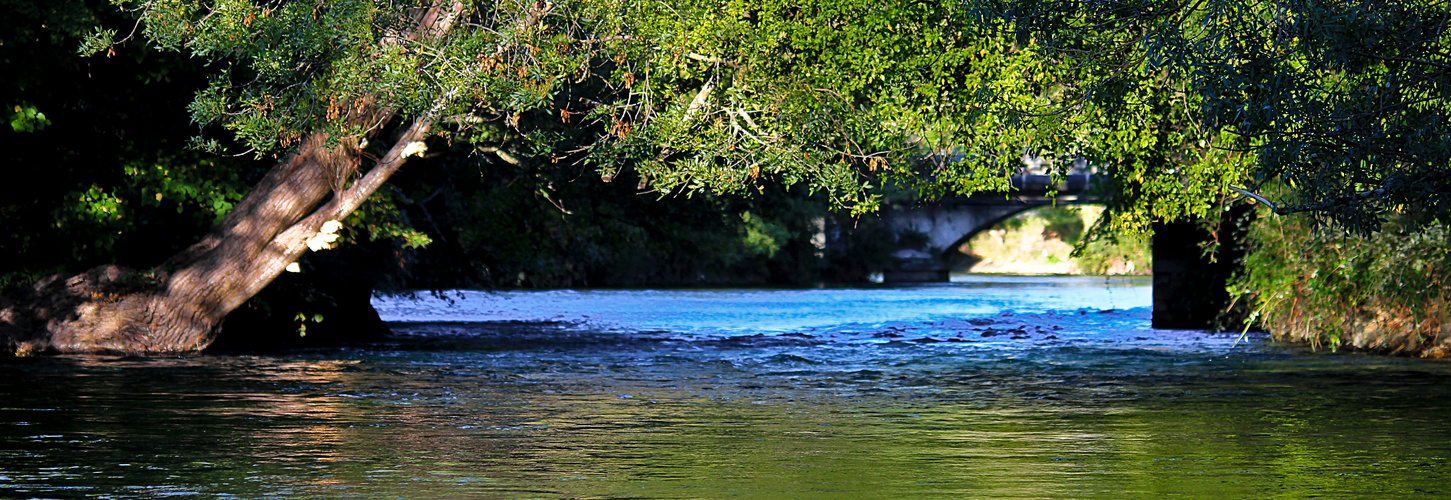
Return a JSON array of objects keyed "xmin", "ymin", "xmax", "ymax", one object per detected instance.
[{"xmin": 0, "ymin": 1, "xmax": 465, "ymax": 355}]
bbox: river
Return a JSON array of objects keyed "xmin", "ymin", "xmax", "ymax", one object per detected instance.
[{"xmin": 4, "ymin": 276, "xmax": 1451, "ymax": 498}]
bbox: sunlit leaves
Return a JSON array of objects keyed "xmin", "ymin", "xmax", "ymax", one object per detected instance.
[
  {"xmin": 76, "ymin": 26, "xmax": 119, "ymax": 56},
  {"xmin": 7, "ymin": 102, "xmax": 50, "ymax": 133},
  {"xmin": 575, "ymin": 0, "xmax": 982, "ymax": 212},
  {"xmin": 104, "ymin": 0, "xmax": 1062, "ymax": 217},
  {"xmin": 106, "ymin": 0, "xmax": 1315, "ymax": 229},
  {"xmin": 344, "ymin": 186, "xmax": 434, "ymax": 249},
  {"xmin": 122, "ymin": 157, "xmax": 247, "ymax": 224},
  {"xmin": 44, "ymin": 153, "xmax": 250, "ymax": 267},
  {"xmin": 133, "ymin": 0, "xmax": 445, "ymax": 154}
]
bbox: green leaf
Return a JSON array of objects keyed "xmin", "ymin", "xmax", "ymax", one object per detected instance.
[
  {"xmin": 76, "ymin": 27, "xmax": 117, "ymax": 57},
  {"xmin": 8, "ymin": 103, "xmax": 51, "ymax": 133}
]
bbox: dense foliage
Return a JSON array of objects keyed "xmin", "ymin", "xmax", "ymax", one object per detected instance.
[
  {"xmin": 93, "ymin": 0, "xmax": 932, "ymax": 212},
  {"xmin": 18, "ymin": 0, "xmax": 1447, "ymax": 249},
  {"xmin": 973, "ymin": 0, "xmax": 1451, "ymax": 233},
  {"xmin": 87, "ymin": 0, "xmax": 1273, "ymax": 231}
]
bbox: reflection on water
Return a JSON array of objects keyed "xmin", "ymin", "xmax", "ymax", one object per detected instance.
[{"xmin": 4, "ymin": 278, "xmax": 1451, "ymax": 498}]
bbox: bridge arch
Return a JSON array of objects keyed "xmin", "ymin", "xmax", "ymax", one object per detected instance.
[{"xmin": 878, "ymin": 174, "xmax": 1095, "ymax": 281}]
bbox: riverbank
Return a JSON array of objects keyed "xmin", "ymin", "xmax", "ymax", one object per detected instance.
[{"xmin": 1232, "ymin": 211, "xmax": 1451, "ymax": 356}]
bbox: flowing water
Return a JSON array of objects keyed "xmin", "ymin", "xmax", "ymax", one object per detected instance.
[{"xmin": 5, "ymin": 276, "xmax": 1451, "ymax": 498}]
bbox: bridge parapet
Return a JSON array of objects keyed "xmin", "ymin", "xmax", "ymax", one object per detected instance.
[{"xmin": 935, "ymin": 174, "xmax": 1094, "ymax": 205}]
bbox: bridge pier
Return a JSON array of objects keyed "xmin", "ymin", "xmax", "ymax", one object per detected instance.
[
  {"xmin": 1150, "ymin": 206, "xmax": 1253, "ymax": 329},
  {"xmin": 881, "ymin": 257, "xmax": 951, "ymax": 283}
]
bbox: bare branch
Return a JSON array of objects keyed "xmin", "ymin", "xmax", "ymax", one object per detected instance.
[
  {"xmin": 1228, "ymin": 186, "xmax": 1281, "ymax": 213},
  {"xmin": 682, "ymin": 80, "xmax": 715, "ymax": 123},
  {"xmin": 478, "ymin": 146, "xmax": 522, "ymax": 165}
]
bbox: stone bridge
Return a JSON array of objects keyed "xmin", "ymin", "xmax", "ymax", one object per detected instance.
[
  {"xmin": 872, "ymin": 172, "xmax": 1251, "ymax": 333},
  {"xmin": 879, "ymin": 173, "xmax": 1094, "ymax": 282}
]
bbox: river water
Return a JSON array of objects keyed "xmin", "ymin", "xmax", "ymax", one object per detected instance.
[{"xmin": 4, "ymin": 276, "xmax": 1451, "ymax": 498}]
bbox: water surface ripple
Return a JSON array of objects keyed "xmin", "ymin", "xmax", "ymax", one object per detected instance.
[{"xmin": 4, "ymin": 277, "xmax": 1451, "ymax": 498}]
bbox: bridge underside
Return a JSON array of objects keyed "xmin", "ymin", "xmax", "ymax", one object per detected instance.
[{"xmin": 881, "ymin": 200, "xmax": 1081, "ymax": 282}]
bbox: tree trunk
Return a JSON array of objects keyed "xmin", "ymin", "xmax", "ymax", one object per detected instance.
[
  {"xmin": 0, "ymin": 119, "xmax": 424, "ymax": 354},
  {"xmin": 0, "ymin": 2, "xmax": 465, "ymax": 355}
]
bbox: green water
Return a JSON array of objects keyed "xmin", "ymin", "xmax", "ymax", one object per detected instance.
[{"xmin": 3, "ymin": 283, "xmax": 1450, "ymax": 498}]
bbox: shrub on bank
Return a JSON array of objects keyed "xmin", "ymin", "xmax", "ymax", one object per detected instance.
[{"xmin": 1231, "ymin": 212, "xmax": 1451, "ymax": 356}]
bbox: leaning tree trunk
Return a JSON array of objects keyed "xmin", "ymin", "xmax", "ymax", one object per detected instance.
[
  {"xmin": 0, "ymin": 3, "xmax": 465, "ymax": 355},
  {"xmin": 0, "ymin": 118, "xmax": 432, "ymax": 355}
]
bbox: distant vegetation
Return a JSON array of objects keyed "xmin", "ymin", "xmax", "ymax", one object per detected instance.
[
  {"xmin": 383, "ymin": 155, "xmax": 897, "ymax": 289},
  {"xmin": 961, "ymin": 206, "xmax": 1151, "ymax": 275}
]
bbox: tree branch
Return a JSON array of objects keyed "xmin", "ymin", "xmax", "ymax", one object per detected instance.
[{"xmin": 1228, "ymin": 186, "xmax": 1282, "ymax": 214}]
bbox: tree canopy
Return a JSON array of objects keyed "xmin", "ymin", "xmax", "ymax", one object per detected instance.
[
  {"xmin": 96, "ymin": 0, "xmax": 913, "ymax": 211},
  {"xmin": 115, "ymin": 0, "xmax": 1443, "ymax": 235},
  {"xmin": 20, "ymin": 0, "xmax": 1446, "ymax": 259},
  {"xmin": 970, "ymin": 0, "xmax": 1451, "ymax": 233}
]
